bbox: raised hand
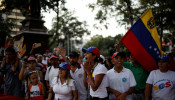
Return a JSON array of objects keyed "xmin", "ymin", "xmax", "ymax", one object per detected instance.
[
  {"xmin": 83, "ymin": 60, "xmax": 93, "ymax": 75},
  {"xmin": 56, "ymin": 47, "xmax": 66, "ymax": 57}
]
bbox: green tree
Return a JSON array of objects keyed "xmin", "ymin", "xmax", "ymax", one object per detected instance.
[
  {"xmin": 0, "ymin": 0, "xmax": 66, "ymax": 15},
  {"xmin": 89, "ymin": 0, "xmax": 175, "ymax": 47},
  {"xmin": 0, "ymin": 11, "xmax": 13, "ymax": 47},
  {"xmin": 49, "ymin": 10, "xmax": 90, "ymax": 52},
  {"xmin": 83, "ymin": 34, "xmax": 123, "ymax": 57},
  {"xmin": 89, "ymin": 0, "xmax": 141, "ymax": 29}
]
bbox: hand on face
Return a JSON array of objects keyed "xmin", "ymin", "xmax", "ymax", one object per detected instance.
[{"xmin": 83, "ymin": 60, "xmax": 93, "ymax": 75}]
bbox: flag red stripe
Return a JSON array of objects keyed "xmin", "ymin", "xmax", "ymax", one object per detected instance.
[{"xmin": 121, "ymin": 30, "xmax": 158, "ymax": 72}]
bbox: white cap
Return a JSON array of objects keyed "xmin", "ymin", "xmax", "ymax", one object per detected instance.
[{"xmin": 100, "ymin": 55, "xmax": 105, "ymax": 63}]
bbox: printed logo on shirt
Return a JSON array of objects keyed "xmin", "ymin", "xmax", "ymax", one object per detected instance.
[
  {"xmin": 122, "ymin": 77, "xmax": 127, "ymax": 83},
  {"xmin": 153, "ymin": 79, "xmax": 173, "ymax": 91},
  {"xmin": 30, "ymin": 91, "xmax": 40, "ymax": 96},
  {"xmin": 78, "ymin": 73, "xmax": 83, "ymax": 78}
]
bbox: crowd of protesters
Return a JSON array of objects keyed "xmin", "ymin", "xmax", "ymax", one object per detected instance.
[{"xmin": 0, "ymin": 38, "xmax": 175, "ymax": 100}]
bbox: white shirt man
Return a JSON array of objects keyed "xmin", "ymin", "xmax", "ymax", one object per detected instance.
[
  {"xmin": 45, "ymin": 66, "xmax": 59, "ymax": 86},
  {"xmin": 107, "ymin": 67, "xmax": 136, "ymax": 100},
  {"xmin": 70, "ymin": 64, "xmax": 87, "ymax": 100}
]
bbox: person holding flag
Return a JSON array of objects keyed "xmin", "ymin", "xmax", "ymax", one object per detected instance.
[{"xmin": 121, "ymin": 8, "xmax": 164, "ymax": 72}]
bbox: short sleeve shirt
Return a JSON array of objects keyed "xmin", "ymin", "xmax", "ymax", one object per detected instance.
[
  {"xmin": 70, "ymin": 65, "xmax": 87, "ymax": 100},
  {"xmin": 106, "ymin": 67, "xmax": 136, "ymax": 100},
  {"xmin": 123, "ymin": 62, "xmax": 149, "ymax": 91},
  {"xmin": 52, "ymin": 77, "xmax": 76, "ymax": 100},
  {"xmin": 90, "ymin": 63, "xmax": 108, "ymax": 98},
  {"xmin": 146, "ymin": 70, "xmax": 175, "ymax": 100},
  {"xmin": 2, "ymin": 60, "xmax": 24, "ymax": 97},
  {"xmin": 45, "ymin": 66, "xmax": 59, "ymax": 86}
]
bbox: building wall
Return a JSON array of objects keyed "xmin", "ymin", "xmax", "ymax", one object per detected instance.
[{"xmin": 2, "ymin": 9, "xmax": 25, "ymax": 37}]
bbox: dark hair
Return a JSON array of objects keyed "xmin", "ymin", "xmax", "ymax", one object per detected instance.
[
  {"xmin": 99, "ymin": 57, "xmax": 104, "ymax": 64},
  {"xmin": 5, "ymin": 47, "xmax": 16, "ymax": 53},
  {"xmin": 104, "ymin": 57, "xmax": 114, "ymax": 70},
  {"xmin": 91, "ymin": 52, "xmax": 99, "ymax": 62},
  {"xmin": 69, "ymin": 51, "xmax": 79, "ymax": 58},
  {"xmin": 6, "ymin": 38, "xmax": 14, "ymax": 43}
]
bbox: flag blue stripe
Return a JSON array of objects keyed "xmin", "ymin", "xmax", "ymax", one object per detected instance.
[{"xmin": 130, "ymin": 18, "xmax": 160, "ymax": 62}]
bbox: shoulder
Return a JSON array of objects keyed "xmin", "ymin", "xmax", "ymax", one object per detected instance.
[
  {"xmin": 96, "ymin": 63, "xmax": 107, "ymax": 70},
  {"xmin": 107, "ymin": 68, "xmax": 114, "ymax": 74},
  {"xmin": 68, "ymin": 79, "xmax": 76, "ymax": 86},
  {"xmin": 123, "ymin": 67, "xmax": 132, "ymax": 72}
]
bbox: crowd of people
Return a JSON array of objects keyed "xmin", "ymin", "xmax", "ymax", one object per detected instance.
[{"xmin": 0, "ymin": 38, "xmax": 175, "ymax": 100}]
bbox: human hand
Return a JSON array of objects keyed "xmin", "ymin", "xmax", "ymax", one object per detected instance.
[
  {"xmin": 25, "ymin": 96, "xmax": 29, "ymax": 99},
  {"xmin": 83, "ymin": 60, "xmax": 93, "ymax": 75},
  {"xmin": 118, "ymin": 93, "xmax": 127, "ymax": 100},
  {"xmin": 22, "ymin": 60, "xmax": 27, "ymax": 68},
  {"xmin": 56, "ymin": 47, "xmax": 66, "ymax": 57},
  {"xmin": 1, "ymin": 57, "xmax": 7, "ymax": 67},
  {"xmin": 113, "ymin": 91, "xmax": 121, "ymax": 97}
]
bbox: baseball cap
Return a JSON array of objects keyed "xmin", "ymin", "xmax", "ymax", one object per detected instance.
[
  {"xmin": 112, "ymin": 52, "xmax": 125, "ymax": 59},
  {"xmin": 100, "ymin": 55, "xmax": 105, "ymax": 63},
  {"xmin": 49, "ymin": 55, "xmax": 58, "ymax": 60},
  {"xmin": 159, "ymin": 55, "xmax": 169, "ymax": 62},
  {"xmin": 46, "ymin": 50, "xmax": 49, "ymax": 52},
  {"xmin": 82, "ymin": 46, "xmax": 100, "ymax": 57},
  {"xmin": 28, "ymin": 56, "xmax": 36, "ymax": 62},
  {"xmin": 59, "ymin": 62, "xmax": 71, "ymax": 70}
]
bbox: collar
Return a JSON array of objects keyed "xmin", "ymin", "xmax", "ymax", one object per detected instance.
[
  {"xmin": 113, "ymin": 66, "xmax": 126, "ymax": 73},
  {"xmin": 77, "ymin": 63, "xmax": 81, "ymax": 69},
  {"xmin": 58, "ymin": 78, "xmax": 68, "ymax": 85}
]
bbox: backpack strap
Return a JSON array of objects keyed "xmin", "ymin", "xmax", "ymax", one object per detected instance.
[
  {"xmin": 28, "ymin": 83, "xmax": 33, "ymax": 92},
  {"xmin": 38, "ymin": 82, "xmax": 42, "ymax": 94},
  {"xmin": 29, "ymin": 83, "xmax": 42, "ymax": 94},
  {"xmin": 48, "ymin": 66, "xmax": 52, "ymax": 73}
]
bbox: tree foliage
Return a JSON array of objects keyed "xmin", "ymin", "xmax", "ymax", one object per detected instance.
[
  {"xmin": 0, "ymin": 0, "xmax": 67, "ymax": 15},
  {"xmin": 89, "ymin": 0, "xmax": 141, "ymax": 29},
  {"xmin": 49, "ymin": 10, "xmax": 90, "ymax": 51},
  {"xmin": 89, "ymin": 0, "xmax": 175, "ymax": 46},
  {"xmin": 83, "ymin": 34, "xmax": 124, "ymax": 57},
  {"xmin": 0, "ymin": 11, "xmax": 14, "ymax": 47}
]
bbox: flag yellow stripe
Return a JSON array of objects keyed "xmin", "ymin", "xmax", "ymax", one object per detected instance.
[
  {"xmin": 140, "ymin": 8, "xmax": 162, "ymax": 54},
  {"xmin": 20, "ymin": 44, "xmax": 26, "ymax": 56}
]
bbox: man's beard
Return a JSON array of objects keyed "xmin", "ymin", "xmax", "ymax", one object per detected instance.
[{"xmin": 71, "ymin": 61, "xmax": 77, "ymax": 66}]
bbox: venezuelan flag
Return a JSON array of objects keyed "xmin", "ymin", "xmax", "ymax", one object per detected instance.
[
  {"xmin": 19, "ymin": 44, "xmax": 27, "ymax": 58},
  {"xmin": 4, "ymin": 36, "xmax": 8, "ymax": 48},
  {"xmin": 121, "ymin": 8, "xmax": 163, "ymax": 72}
]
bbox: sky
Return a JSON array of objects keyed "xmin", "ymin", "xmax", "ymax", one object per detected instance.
[{"xmin": 42, "ymin": 0, "xmax": 127, "ymax": 40}]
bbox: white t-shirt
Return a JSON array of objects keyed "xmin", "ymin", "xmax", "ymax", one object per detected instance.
[
  {"xmin": 45, "ymin": 66, "xmax": 59, "ymax": 86},
  {"xmin": 90, "ymin": 63, "xmax": 108, "ymax": 98},
  {"xmin": 30, "ymin": 84, "xmax": 40, "ymax": 97},
  {"xmin": 52, "ymin": 77, "xmax": 76, "ymax": 100},
  {"xmin": 106, "ymin": 67, "xmax": 136, "ymax": 100},
  {"xmin": 146, "ymin": 70, "xmax": 175, "ymax": 100},
  {"xmin": 70, "ymin": 66, "xmax": 87, "ymax": 100},
  {"xmin": 42, "ymin": 59, "xmax": 47, "ymax": 65}
]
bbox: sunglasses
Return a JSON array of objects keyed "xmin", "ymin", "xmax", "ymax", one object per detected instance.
[{"xmin": 28, "ymin": 71, "xmax": 37, "ymax": 76}]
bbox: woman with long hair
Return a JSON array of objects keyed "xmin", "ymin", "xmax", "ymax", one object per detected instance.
[
  {"xmin": 47, "ymin": 62, "xmax": 78, "ymax": 100},
  {"xmin": 82, "ymin": 47, "xmax": 108, "ymax": 100}
]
